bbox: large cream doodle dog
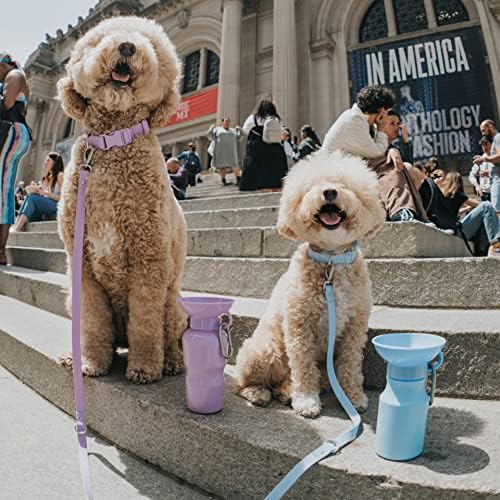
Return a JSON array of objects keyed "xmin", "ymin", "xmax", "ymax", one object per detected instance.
[
  {"xmin": 57, "ymin": 17, "xmax": 186, "ymax": 383},
  {"xmin": 236, "ymin": 151, "xmax": 386, "ymax": 417}
]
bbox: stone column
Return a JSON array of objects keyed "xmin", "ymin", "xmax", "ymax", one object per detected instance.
[
  {"xmin": 217, "ymin": 0, "xmax": 243, "ymax": 122},
  {"xmin": 194, "ymin": 136, "xmax": 208, "ymax": 171},
  {"xmin": 198, "ymin": 48, "xmax": 208, "ymax": 90},
  {"xmin": 272, "ymin": 0, "xmax": 299, "ymax": 133}
]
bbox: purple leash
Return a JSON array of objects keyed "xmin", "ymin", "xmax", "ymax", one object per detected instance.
[{"xmin": 71, "ymin": 147, "xmax": 94, "ymax": 500}]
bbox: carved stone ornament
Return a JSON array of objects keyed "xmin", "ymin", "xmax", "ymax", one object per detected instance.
[
  {"xmin": 177, "ymin": 8, "xmax": 191, "ymax": 29},
  {"xmin": 488, "ymin": 0, "xmax": 500, "ymax": 21}
]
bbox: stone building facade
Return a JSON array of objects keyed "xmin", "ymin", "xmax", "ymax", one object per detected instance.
[{"xmin": 21, "ymin": 0, "xmax": 500, "ymax": 181}]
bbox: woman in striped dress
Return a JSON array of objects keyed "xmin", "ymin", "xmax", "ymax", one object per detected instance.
[{"xmin": 0, "ymin": 53, "xmax": 31, "ymax": 264}]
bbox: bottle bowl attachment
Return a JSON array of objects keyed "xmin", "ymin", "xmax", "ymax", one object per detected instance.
[
  {"xmin": 179, "ymin": 296, "xmax": 234, "ymax": 319},
  {"xmin": 372, "ymin": 333, "xmax": 446, "ymax": 368}
]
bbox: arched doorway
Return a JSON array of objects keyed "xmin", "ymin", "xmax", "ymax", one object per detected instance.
[{"xmin": 348, "ymin": 0, "xmax": 497, "ymax": 171}]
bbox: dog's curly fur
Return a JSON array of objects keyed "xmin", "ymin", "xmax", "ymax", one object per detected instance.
[
  {"xmin": 57, "ymin": 17, "xmax": 187, "ymax": 383},
  {"xmin": 236, "ymin": 151, "xmax": 386, "ymax": 417}
]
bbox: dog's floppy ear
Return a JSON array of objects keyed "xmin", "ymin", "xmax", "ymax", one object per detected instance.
[
  {"xmin": 277, "ymin": 221, "xmax": 298, "ymax": 240},
  {"xmin": 149, "ymin": 89, "xmax": 180, "ymax": 129},
  {"xmin": 277, "ymin": 208, "xmax": 299, "ymax": 240},
  {"xmin": 57, "ymin": 76, "xmax": 87, "ymax": 120}
]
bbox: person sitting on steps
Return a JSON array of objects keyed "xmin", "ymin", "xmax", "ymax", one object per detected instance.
[
  {"xmin": 425, "ymin": 171, "xmax": 500, "ymax": 258},
  {"xmin": 11, "ymin": 152, "xmax": 64, "ymax": 232}
]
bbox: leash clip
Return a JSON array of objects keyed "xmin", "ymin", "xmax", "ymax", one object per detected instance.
[
  {"xmin": 82, "ymin": 140, "xmax": 95, "ymax": 172},
  {"xmin": 323, "ymin": 260, "xmax": 334, "ymax": 290},
  {"xmin": 218, "ymin": 313, "xmax": 234, "ymax": 359}
]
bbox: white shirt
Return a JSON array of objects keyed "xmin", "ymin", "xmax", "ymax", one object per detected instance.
[
  {"xmin": 469, "ymin": 160, "xmax": 492, "ymax": 192},
  {"xmin": 322, "ymin": 104, "xmax": 389, "ymax": 159},
  {"xmin": 492, "ymin": 132, "xmax": 500, "ymax": 155}
]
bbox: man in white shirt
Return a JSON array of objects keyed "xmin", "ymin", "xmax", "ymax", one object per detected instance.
[
  {"xmin": 473, "ymin": 119, "xmax": 500, "ymax": 211},
  {"xmin": 469, "ymin": 135, "xmax": 493, "ymax": 201},
  {"xmin": 323, "ymin": 85, "xmax": 403, "ymax": 171}
]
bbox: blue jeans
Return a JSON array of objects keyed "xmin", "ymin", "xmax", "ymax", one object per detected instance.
[
  {"xmin": 19, "ymin": 194, "xmax": 58, "ymax": 222},
  {"xmin": 459, "ymin": 202, "xmax": 500, "ymax": 255}
]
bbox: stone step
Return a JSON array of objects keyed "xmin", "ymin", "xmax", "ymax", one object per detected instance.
[
  {"xmin": 179, "ymin": 192, "xmax": 281, "ymax": 211},
  {"xmin": 0, "ymin": 268, "xmax": 498, "ymax": 399},
  {"xmin": 0, "ymin": 295, "xmax": 498, "ymax": 499},
  {"xmin": 25, "ymin": 221, "xmax": 58, "ymax": 232},
  {"xmin": 0, "ymin": 365, "xmax": 209, "ymax": 500},
  {"xmin": 23, "ymin": 206, "xmax": 280, "ymax": 230},
  {"xmin": 5, "ymin": 249, "xmax": 498, "ymax": 308},
  {"xmin": 14, "ymin": 221, "xmax": 470, "ymax": 258}
]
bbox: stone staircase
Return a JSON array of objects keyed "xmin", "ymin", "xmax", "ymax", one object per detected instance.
[{"xmin": 1, "ymin": 182, "xmax": 499, "ymax": 498}]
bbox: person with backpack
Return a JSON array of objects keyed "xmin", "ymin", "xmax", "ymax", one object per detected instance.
[
  {"xmin": 296, "ymin": 124, "xmax": 322, "ymax": 161},
  {"xmin": 208, "ymin": 118, "xmax": 243, "ymax": 185},
  {"xmin": 177, "ymin": 143, "xmax": 202, "ymax": 187},
  {"xmin": 239, "ymin": 98, "xmax": 288, "ymax": 192}
]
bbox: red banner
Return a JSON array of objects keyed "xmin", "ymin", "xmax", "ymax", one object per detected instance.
[{"xmin": 166, "ymin": 86, "xmax": 218, "ymax": 126}]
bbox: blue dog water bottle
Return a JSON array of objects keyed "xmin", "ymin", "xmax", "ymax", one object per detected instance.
[{"xmin": 372, "ymin": 333, "xmax": 446, "ymax": 461}]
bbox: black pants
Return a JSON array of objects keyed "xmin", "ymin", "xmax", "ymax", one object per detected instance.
[{"xmin": 188, "ymin": 175, "xmax": 197, "ymax": 187}]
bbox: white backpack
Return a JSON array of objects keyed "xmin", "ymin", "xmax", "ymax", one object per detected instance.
[{"xmin": 262, "ymin": 116, "xmax": 282, "ymax": 144}]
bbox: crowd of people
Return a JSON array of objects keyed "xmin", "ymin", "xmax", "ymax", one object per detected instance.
[
  {"xmin": 169, "ymin": 86, "xmax": 500, "ymax": 258},
  {"xmin": 1, "ymin": 47, "xmax": 499, "ymax": 261}
]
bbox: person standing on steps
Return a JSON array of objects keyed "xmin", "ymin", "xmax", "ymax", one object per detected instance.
[
  {"xmin": 473, "ymin": 119, "xmax": 500, "ymax": 213},
  {"xmin": 0, "ymin": 53, "xmax": 31, "ymax": 265},
  {"xmin": 239, "ymin": 98, "xmax": 288, "ymax": 192},
  {"xmin": 208, "ymin": 118, "xmax": 243, "ymax": 186}
]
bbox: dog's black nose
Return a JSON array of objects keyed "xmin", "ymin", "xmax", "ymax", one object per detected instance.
[
  {"xmin": 118, "ymin": 42, "xmax": 136, "ymax": 57},
  {"xmin": 323, "ymin": 189, "xmax": 338, "ymax": 202}
]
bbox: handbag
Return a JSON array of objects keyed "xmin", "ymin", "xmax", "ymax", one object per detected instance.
[{"xmin": 0, "ymin": 120, "xmax": 13, "ymax": 151}]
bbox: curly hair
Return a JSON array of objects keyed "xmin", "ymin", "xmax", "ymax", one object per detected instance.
[{"xmin": 357, "ymin": 85, "xmax": 395, "ymax": 114}]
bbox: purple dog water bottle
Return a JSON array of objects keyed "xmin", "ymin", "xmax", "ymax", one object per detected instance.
[{"xmin": 179, "ymin": 296, "xmax": 234, "ymax": 414}]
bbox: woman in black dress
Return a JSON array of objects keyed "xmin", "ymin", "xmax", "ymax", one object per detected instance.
[{"xmin": 239, "ymin": 99, "xmax": 288, "ymax": 192}]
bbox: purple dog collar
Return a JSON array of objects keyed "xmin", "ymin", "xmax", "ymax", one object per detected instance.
[{"xmin": 86, "ymin": 119, "xmax": 150, "ymax": 150}]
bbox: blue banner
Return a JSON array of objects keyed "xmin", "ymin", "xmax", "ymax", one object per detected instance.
[{"xmin": 350, "ymin": 27, "xmax": 496, "ymax": 161}]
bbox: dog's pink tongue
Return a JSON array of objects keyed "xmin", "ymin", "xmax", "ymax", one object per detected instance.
[
  {"xmin": 112, "ymin": 71, "xmax": 130, "ymax": 82},
  {"xmin": 319, "ymin": 212, "xmax": 341, "ymax": 225}
]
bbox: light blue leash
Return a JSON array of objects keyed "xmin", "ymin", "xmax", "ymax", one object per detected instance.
[{"xmin": 265, "ymin": 242, "xmax": 361, "ymax": 500}]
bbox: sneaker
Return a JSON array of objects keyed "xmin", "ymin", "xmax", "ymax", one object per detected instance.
[
  {"xmin": 488, "ymin": 242, "xmax": 500, "ymax": 259},
  {"xmin": 441, "ymin": 229, "xmax": 455, "ymax": 235},
  {"xmin": 389, "ymin": 208, "xmax": 415, "ymax": 222}
]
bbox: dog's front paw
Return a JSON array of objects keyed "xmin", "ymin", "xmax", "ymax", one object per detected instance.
[
  {"xmin": 126, "ymin": 365, "xmax": 162, "ymax": 384},
  {"xmin": 57, "ymin": 353, "xmax": 109, "ymax": 377},
  {"xmin": 82, "ymin": 359, "xmax": 109, "ymax": 377},
  {"xmin": 58, "ymin": 352, "xmax": 73, "ymax": 369},
  {"xmin": 163, "ymin": 346, "xmax": 184, "ymax": 376},
  {"xmin": 238, "ymin": 385, "xmax": 272, "ymax": 407},
  {"xmin": 292, "ymin": 393, "xmax": 321, "ymax": 418},
  {"xmin": 351, "ymin": 393, "xmax": 369, "ymax": 413}
]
